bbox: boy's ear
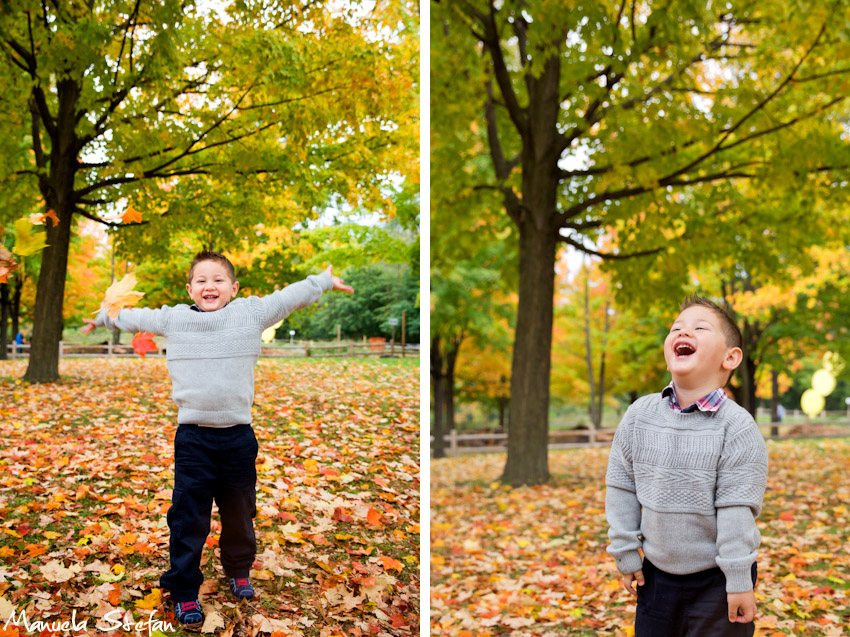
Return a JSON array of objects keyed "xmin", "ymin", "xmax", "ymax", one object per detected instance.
[{"xmin": 722, "ymin": 346, "xmax": 743, "ymax": 371}]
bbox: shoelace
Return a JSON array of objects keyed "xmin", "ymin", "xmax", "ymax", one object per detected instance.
[
  {"xmin": 177, "ymin": 601, "xmax": 200, "ymax": 612},
  {"xmin": 234, "ymin": 578, "xmax": 250, "ymax": 586}
]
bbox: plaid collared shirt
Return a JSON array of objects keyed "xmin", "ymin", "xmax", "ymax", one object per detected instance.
[{"xmin": 662, "ymin": 382, "xmax": 727, "ymax": 413}]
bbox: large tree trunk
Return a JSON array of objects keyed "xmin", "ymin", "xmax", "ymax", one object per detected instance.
[
  {"xmin": 24, "ymin": 207, "xmax": 74, "ymax": 382},
  {"xmin": 24, "ymin": 78, "xmax": 80, "ymax": 383},
  {"xmin": 501, "ymin": 220, "xmax": 558, "ymax": 486},
  {"xmin": 430, "ymin": 336, "xmax": 446, "ymax": 458}
]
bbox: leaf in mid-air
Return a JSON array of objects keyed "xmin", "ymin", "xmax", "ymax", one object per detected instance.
[
  {"xmin": 29, "ymin": 210, "xmax": 60, "ymax": 227},
  {"xmin": 121, "ymin": 207, "xmax": 142, "ymax": 224},
  {"xmin": 131, "ymin": 332, "xmax": 158, "ymax": 357},
  {"xmin": 12, "ymin": 217, "xmax": 48, "ymax": 257},
  {"xmin": 100, "ymin": 272, "xmax": 145, "ymax": 319}
]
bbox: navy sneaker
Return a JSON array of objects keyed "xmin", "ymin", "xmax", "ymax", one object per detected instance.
[
  {"xmin": 174, "ymin": 599, "xmax": 204, "ymax": 628},
  {"xmin": 228, "ymin": 577, "xmax": 255, "ymax": 600}
]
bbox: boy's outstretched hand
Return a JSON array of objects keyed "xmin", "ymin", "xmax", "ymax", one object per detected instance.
[
  {"xmin": 326, "ymin": 265, "xmax": 354, "ymax": 293},
  {"xmin": 81, "ymin": 318, "xmax": 97, "ymax": 336},
  {"xmin": 727, "ymin": 590, "xmax": 756, "ymax": 623}
]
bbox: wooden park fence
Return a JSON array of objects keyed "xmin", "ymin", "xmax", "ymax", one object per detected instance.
[
  {"xmin": 432, "ymin": 411, "xmax": 850, "ymax": 456},
  {"xmin": 5, "ymin": 340, "xmax": 419, "ymax": 360}
]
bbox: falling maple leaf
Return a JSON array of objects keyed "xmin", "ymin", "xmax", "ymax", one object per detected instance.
[
  {"xmin": 121, "ymin": 207, "xmax": 142, "ymax": 224},
  {"xmin": 99, "ymin": 272, "xmax": 145, "ymax": 319},
  {"xmin": 132, "ymin": 332, "xmax": 158, "ymax": 357},
  {"xmin": 11, "ymin": 217, "xmax": 48, "ymax": 257},
  {"xmin": 29, "ymin": 210, "xmax": 59, "ymax": 227}
]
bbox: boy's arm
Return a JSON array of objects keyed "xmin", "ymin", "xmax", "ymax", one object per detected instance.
[
  {"xmin": 86, "ymin": 306, "xmax": 166, "ymax": 336},
  {"xmin": 715, "ymin": 423, "xmax": 768, "ymax": 595},
  {"xmin": 605, "ymin": 409, "xmax": 644, "ymax": 578},
  {"xmin": 257, "ymin": 266, "xmax": 351, "ymax": 328}
]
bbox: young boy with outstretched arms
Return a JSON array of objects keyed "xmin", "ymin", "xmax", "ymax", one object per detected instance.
[
  {"xmin": 605, "ymin": 296, "xmax": 768, "ymax": 636},
  {"xmin": 83, "ymin": 250, "xmax": 353, "ymax": 628}
]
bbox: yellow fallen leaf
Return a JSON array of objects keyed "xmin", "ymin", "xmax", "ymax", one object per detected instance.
[
  {"xmin": 100, "ymin": 272, "xmax": 145, "ymax": 319},
  {"xmin": 135, "ymin": 588, "xmax": 161, "ymax": 610}
]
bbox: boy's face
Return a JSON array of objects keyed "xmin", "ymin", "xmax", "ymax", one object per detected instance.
[
  {"xmin": 186, "ymin": 260, "xmax": 239, "ymax": 312},
  {"xmin": 664, "ymin": 305, "xmax": 742, "ymax": 387}
]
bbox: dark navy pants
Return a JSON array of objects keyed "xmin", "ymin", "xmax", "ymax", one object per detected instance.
[
  {"xmin": 635, "ymin": 558, "xmax": 757, "ymax": 637},
  {"xmin": 160, "ymin": 424, "xmax": 258, "ymax": 602}
]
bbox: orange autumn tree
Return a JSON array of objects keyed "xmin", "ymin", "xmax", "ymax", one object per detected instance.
[
  {"xmin": 454, "ymin": 293, "xmax": 515, "ymax": 432},
  {"xmin": 63, "ymin": 225, "xmax": 112, "ymax": 325}
]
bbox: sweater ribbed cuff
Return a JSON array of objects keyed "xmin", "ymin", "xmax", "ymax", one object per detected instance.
[
  {"xmin": 615, "ymin": 551, "xmax": 644, "ymax": 576},
  {"xmin": 718, "ymin": 560, "xmax": 755, "ymax": 593}
]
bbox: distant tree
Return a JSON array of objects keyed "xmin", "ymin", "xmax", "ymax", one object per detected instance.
[{"xmin": 292, "ymin": 263, "xmax": 418, "ymax": 342}]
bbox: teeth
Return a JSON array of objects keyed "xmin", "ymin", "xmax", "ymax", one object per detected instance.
[{"xmin": 675, "ymin": 343, "xmax": 695, "ymax": 356}]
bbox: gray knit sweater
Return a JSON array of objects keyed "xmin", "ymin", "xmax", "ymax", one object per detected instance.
[
  {"xmin": 94, "ymin": 272, "xmax": 332, "ymax": 427},
  {"xmin": 605, "ymin": 393, "xmax": 768, "ymax": 593}
]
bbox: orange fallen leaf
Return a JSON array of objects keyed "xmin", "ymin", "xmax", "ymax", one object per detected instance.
[
  {"xmin": 107, "ymin": 584, "xmax": 122, "ymax": 606},
  {"xmin": 377, "ymin": 555, "xmax": 403, "ymax": 573},
  {"xmin": 24, "ymin": 543, "xmax": 46, "ymax": 558},
  {"xmin": 366, "ymin": 507, "xmax": 383, "ymax": 528}
]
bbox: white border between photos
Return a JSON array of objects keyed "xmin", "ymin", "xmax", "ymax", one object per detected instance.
[{"xmin": 419, "ymin": 0, "xmax": 430, "ymax": 634}]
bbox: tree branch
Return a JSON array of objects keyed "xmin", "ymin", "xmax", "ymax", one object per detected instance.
[
  {"xmin": 485, "ymin": 78, "xmax": 511, "ymax": 180},
  {"xmin": 558, "ymin": 234, "xmax": 665, "ymax": 260},
  {"xmin": 719, "ymin": 18, "xmax": 827, "ymax": 144},
  {"xmin": 465, "ymin": 0, "xmax": 528, "ymax": 139}
]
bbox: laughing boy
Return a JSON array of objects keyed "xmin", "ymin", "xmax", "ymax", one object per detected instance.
[
  {"xmin": 83, "ymin": 250, "xmax": 353, "ymax": 628},
  {"xmin": 605, "ymin": 295, "xmax": 768, "ymax": 636}
]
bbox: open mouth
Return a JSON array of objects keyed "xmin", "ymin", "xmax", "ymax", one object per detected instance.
[{"xmin": 675, "ymin": 342, "xmax": 696, "ymax": 357}]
